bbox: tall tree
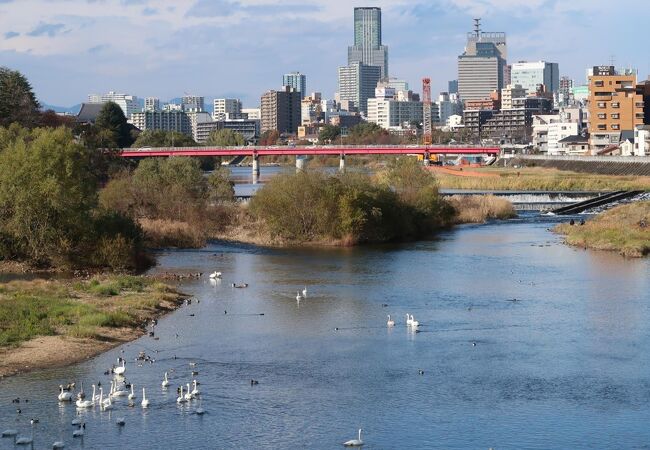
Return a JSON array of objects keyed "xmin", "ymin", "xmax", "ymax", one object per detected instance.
[
  {"xmin": 132, "ymin": 130, "xmax": 196, "ymax": 148},
  {"xmin": 95, "ymin": 102, "xmax": 134, "ymax": 148},
  {"xmin": 206, "ymin": 129, "xmax": 245, "ymax": 147},
  {"xmin": 0, "ymin": 67, "xmax": 40, "ymax": 128}
]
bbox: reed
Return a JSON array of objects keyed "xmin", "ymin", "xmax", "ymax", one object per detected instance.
[{"xmin": 448, "ymin": 195, "xmax": 517, "ymax": 224}]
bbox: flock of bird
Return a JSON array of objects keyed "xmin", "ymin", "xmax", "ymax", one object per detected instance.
[
  {"xmin": 1, "ymin": 270, "xmax": 379, "ymax": 448},
  {"xmin": 2, "ymin": 355, "xmax": 207, "ymax": 448}
]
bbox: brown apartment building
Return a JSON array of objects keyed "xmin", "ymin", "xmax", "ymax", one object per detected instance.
[
  {"xmin": 260, "ymin": 86, "xmax": 301, "ymax": 135},
  {"xmin": 588, "ymin": 66, "xmax": 644, "ymax": 153}
]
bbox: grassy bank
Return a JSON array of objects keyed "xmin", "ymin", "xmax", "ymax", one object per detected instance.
[
  {"xmin": 436, "ymin": 167, "xmax": 650, "ymax": 192},
  {"xmin": 0, "ymin": 275, "xmax": 184, "ymax": 348},
  {"xmin": 555, "ymin": 201, "xmax": 650, "ymax": 257}
]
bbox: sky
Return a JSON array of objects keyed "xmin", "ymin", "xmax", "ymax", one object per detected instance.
[{"xmin": 0, "ymin": 0, "xmax": 647, "ymax": 107}]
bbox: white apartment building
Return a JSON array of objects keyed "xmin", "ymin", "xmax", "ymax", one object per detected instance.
[
  {"xmin": 88, "ymin": 91, "xmax": 139, "ymax": 118},
  {"xmin": 213, "ymin": 98, "xmax": 242, "ymax": 121},
  {"xmin": 144, "ymin": 97, "xmax": 160, "ymax": 112},
  {"xmin": 241, "ymin": 108, "xmax": 261, "ymax": 120},
  {"xmin": 501, "ymin": 84, "xmax": 527, "ymax": 109},
  {"xmin": 634, "ymin": 126, "xmax": 650, "ymax": 156},
  {"xmin": 368, "ymin": 87, "xmax": 428, "ymax": 131},
  {"xmin": 129, "ymin": 110, "xmax": 191, "ymax": 135},
  {"xmin": 532, "ymin": 114, "xmax": 579, "ymax": 154}
]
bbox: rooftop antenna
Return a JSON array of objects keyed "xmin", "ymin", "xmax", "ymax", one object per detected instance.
[{"xmin": 473, "ymin": 18, "xmax": 481, "ymax": 38}]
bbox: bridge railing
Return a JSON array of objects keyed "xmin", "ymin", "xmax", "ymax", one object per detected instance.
[{"xmin": 123, "ymin": 144, "xmax": 499, "ymax": 152}]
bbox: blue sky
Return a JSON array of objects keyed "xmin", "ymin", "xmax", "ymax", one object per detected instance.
[{"xmin": 0, "ymin": 0, "xmax": 647, "ymax": 107}]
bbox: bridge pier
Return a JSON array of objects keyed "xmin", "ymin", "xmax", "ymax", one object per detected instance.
[
  {"xmin": 252, "ymin": 154, "xmax": 260, "ymax": 183},
  {"xmin": 296, "ymin": 156, "xmax": 305, "ymax": 172},
  {"xmin": 339, "ymin": 153, "xmax": 345, "ymax": 172},
  {"xmin": 423, "ymin": 151, "xmax": 431, "ymax": 166}
]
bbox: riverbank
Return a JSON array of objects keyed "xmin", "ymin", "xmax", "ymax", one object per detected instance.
[
  {"xmin": 555, "ymin": 201, "xmax": 650, "ymax": 257},
  {"xmin": 436, "ymin": 166, "xmax": 650, "ymax": 192},
  {"xmin": 0, "ymin": 275, "xmax": 187, "ymax": 378}
]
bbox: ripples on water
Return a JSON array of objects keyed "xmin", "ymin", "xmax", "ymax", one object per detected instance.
[{"xmin": 1, "ymin": 215, "xmax": 649, "ymax": 449}]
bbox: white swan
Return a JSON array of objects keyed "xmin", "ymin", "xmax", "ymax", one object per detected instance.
[
  {"xmin": 410, "ymin": 314, "xmax": 419, "ymax": 328},
  {"xmin": 113, "ymin": 359, "xmax": 126, "ymax": 376},
  {"xmin": 296, "ymin": 291, "xmax": 302, "ymax": 301},
  {"xmin": 75, "ymin": 385, "xmax": 95, "ymax": 408},
  {"xmin": 302, "ymin": 286, "xmax": 307, "ymax": 297},
  {"xmin": 184, "ymin": 383, "xmax": 193, "ymax": 401},
  {"xmin": 162, "ymin": 372, "xmax": 170, "ymax": 388},
  {"xmin": 191, "ymin": 380, "xmax": 200, "ymax": 397},
  {"xmin": 177, "ymin": 386, "xmax": 187, "ymax": 403},
  {"xmin": 128, "ymin": 384, "xmax": 136, "ymax": 400},
  {"xmin": 112, "ymin": 381, "xmax": 128, "ymax": 398},
  {"xmin": 52, "ymin": 441, "xmax": 65, "ymax": 448},
  {"xmin": 72, "ymin": 427, "xmax": 84, "ymax": 438},
  {"xmin": 58, "ymin": 386, "xmax": 72, "ymax": 402},
  {"xmin": 343, "ymin": 428, "xmax": 364, "ymax": 447},
  {"xmin": 141, "ymin": 388, "xmax": 150, "ymax": 408},
  {"xmin": 209, "ymin": 271, "xmax": 222, "ymax": 279},
  {"xmin": 405, "ymin": 314, "xmax": 412, "ymax": 326},
  {"xmin": 100, "ymin": 388, "xmax": 113, "ymax": 411},
  {"xmin": 387, "ymin": 315, "xmax": 395, "ymax": 327}
]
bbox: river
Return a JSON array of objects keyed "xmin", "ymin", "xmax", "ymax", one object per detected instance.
[{"xmin": 1, "ymin": 214, "xmax": 649, "ymax": 449}]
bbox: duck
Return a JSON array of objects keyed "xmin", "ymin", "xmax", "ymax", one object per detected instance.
[
  {"xmin": 162, "ymin": 372, "xmax": 170, "ymax": 388},
  {"xmin": 343, "ymin": 428, "xmax": 364, "ymax": 447},
  {"xmin": 1, "ymin": 429, "xmax": 18, "ymax": 438},
  {"xmin": 58, "ymin": 386, "xmax": 73, "ymax": 402},
  {"xmin": 116, "ymin": 417, "xmax": 126, "ymax": 426},
  {"xmin": 387, "ymin": 315, "xmax": 395, "ymax": 327},
  {"xmin": 141, "ymin": 388, "xmax": 150, "ymax": 408},
  {"xmin": 209, "ymin": 271, "xmax": 222, "ymax": 279}
]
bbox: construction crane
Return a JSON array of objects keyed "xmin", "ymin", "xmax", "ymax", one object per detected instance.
[{"xmin": 422, "ymin": 78, "xmax": 432, "ymax": 146}]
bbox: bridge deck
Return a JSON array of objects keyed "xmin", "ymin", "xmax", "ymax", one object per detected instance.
[{"xmin": 120, "ymin": 145, "xmax": 500, "ymax": 158}]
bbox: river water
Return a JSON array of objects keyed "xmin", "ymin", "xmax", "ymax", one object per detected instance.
[{"xmin": 1, "ymin": 214, "xmax": 650, "ymax": 449}]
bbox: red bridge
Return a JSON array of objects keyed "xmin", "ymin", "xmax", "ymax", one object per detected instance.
[{"xmin": 120, "ymin": 145, "xmax": 500, "ymax": 158}]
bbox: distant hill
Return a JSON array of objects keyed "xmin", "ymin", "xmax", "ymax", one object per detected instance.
[{"xmin": 40, "ymin": 103, "xmax": 82, "ymax": 114}]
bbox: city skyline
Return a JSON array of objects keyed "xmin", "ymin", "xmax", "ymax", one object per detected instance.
[{"xmin": 0, "ymin": 0, "xmax": 647, "ymax": 107}]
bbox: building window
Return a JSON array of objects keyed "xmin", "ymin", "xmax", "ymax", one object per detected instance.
[
  {"xmin": 611, "ymin": 102, "xmax": 620, "ymax": 108},
  {"xmin": 598, "ymin": 102, "xmax": 606, "ymax": 108},
  {"xmin": 597, "ymin": 113, "xmax": 607, "ymax": 119},
  {"xmin": 594, "ymin": 80, "xmax": 604, "ymax": 87},
  {"xmin": 611, "ymin": 113, "xmax": 619, "ymax": 119},
  {"xmin": 611, "ymin": 124, "xmax": 620, "ymax": 130},
  {"xmin": 597, "ymin": 124, "xmax": 606, "ymax": 130}
]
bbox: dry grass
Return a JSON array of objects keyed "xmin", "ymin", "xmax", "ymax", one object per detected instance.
[
  {"xmin": 139, "ymin": 218, "xmax": 207, "ymax": 248},
  {"xmin": 448, "ymin": 195, "xmax": 517, "ymax": 224},
  {"xmin": 555, "ymin": 201, "xmax": 650, "ymax": 257},
  {"xmin": 436, "ymin": 167, "xmax": 650, "ymax": 192}
]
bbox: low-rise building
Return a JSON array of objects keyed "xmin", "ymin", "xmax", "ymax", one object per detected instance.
[
  {"xmin": 634, "ymin": 125, "xmax": 650, "ymax": 156},
  {"xmin": 129, "ymin": 110, "xmax": 192, "ymax": 135},
  {"xmin": 194, "ymin": 119, "xmax": 260, "ymax": 144},
  {"xmin": 557, "ymin": 135, "xmax": 589, "ymax": 155}
]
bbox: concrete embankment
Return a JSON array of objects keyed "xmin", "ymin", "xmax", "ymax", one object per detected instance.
[{"xmin": 510, "ymin": 155, "xmax": 650, "ymax": 176}]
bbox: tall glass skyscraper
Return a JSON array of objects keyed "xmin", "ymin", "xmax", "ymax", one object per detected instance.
[
  {"xmin": 347, "ymin": 7, "xmax": 388, "ymax": 79},
  {"xmin": 282, "ymin": 72, "xmax": 307, "ymax": 99}
]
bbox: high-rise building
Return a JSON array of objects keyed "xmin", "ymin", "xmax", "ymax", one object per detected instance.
[
  {"xmin": 347, "ymin": 7, "xmax": 388, "ymax": 79},
  {"xmin": 282, "ymin": 72, "xmax": 307, "ymax": 98},
  {"xmin": 88, "ymin": 91, "xmax": 139, "ymax": 118},
  {"xmin": 181, "ymin": 95, "xmax": 205, "ymax": 112},
  {"xmin": 129, "ymin": 110, "xmax": 192, "ymax": 135},
  {"xmin": 144, "ymin": 97, "xmax": 160, "ymax": 112},
  {"xmin": 338, "ymin": 62, "xmax": 382, "ymax": 116},
  {"xmin": 559, "ymin": 76, "xmax": 574, "ymax": 105},
  {"xmin": 511, "ymin": 61, "xmax": 560, "ymax": 93},
  {"xmin": 385, "ymin": 78, "xmax": 409, "ymax": 92},
  {"xmin": 457, "ymin": 20, "xmax": 507, "ymax": 103},
  {"xmin": 301, "ymin": 93, "xmax": 323, "ymax": 126},
  {"xmin": 213, "ymin": 98, "xmax": 242, "ymax": 121},
  {"xmin": 260, "ymin": 86, "xmax": 301, "ymax": 134},
  {"xmin": 448, "ymin": 80, "xmax": 458, "ymax": 94},
  {"xmin": 367, "ymin": 90, "xmax": 428, "ymax": 130},
  {"xmin": 588, "ymin": 66, "xmax": 644, "ymax": 153}
]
